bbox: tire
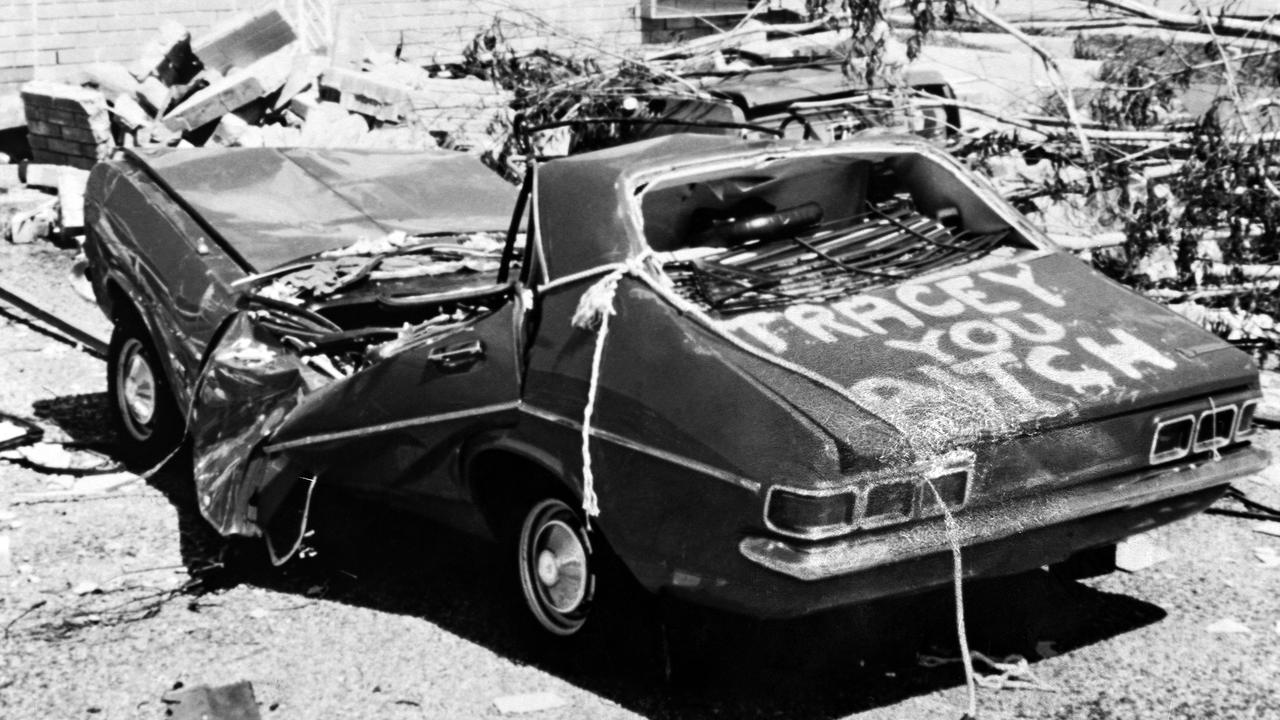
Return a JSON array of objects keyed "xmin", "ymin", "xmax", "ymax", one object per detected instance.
[
  {"xmin": 107, "ymin": 316, "xmax": 182, "ymax": 463},
  {"xmin": 517, "ymin": 497, "xmax": 597, "ymax": 636}
]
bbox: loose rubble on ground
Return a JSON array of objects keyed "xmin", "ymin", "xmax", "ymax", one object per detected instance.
[{"xmin": 0, "ymin": 2, "xmax": 1279, "ymax": 718}]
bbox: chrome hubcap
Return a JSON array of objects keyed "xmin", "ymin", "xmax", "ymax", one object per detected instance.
[
  {"xmin": 118, "ymin": 339, "xmax": 156, "ymax": 436},
  {"xmin": 531, "ymin": 519, "xmax": 587, "ymax": 613},
  {"xmin": 519, "ymin": 499, "xmax": 592, "ymax": 635}
]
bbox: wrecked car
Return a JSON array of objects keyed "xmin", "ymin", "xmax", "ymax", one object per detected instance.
[{"xmin": 84, "ymin": 136, "xmax": 1268, "ymax": 637}]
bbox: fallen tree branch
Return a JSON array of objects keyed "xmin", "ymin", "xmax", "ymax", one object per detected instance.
[
  {"xmin": 1081, "ymin": 0, "xmax": 1280, "ymax": 42},
  {"xmin": 968, "ymin": 1, "xmax": 1096, "ymax": 168}
]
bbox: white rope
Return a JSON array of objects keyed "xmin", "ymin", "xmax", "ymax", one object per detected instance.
[
  {"xmin": 926, "ymin": 478, "xmax": 979, "ymax": 719},
  {"xmin": 570, "ymin": 252, "xmax": 653, "ymax": 523}
]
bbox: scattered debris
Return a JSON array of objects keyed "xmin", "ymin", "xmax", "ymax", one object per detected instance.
[
  {"xmin": 0, "ymin": 414, "xmax": 42, "ymax": 451},
  {"xmin": 71, "ymin": 581, "xmax": 101, "ymax": 596},
  {"xmin": 1254, "ymin": 547, "xmax": 1280, "ymax": 567},
  {"xmin": 1035, "ymin": 640, "xmax": 1061, "ymax": 659},
  {"xmin": 1254, "ymin": 524, "xmax": 1280, "ymax": 538},
  {"xmin": 1115, "ymin": 534, "xmax": 1172, "ymax": 573},
  {"xmin": 161, "ymin": 681, "xmax": 262, "ymax": 720},
  {"xmin": 492, "ymin": 692, "xmax": 570, "ymax": 715},
  {"xmin": 1206, "ymin": 617, "xmax": 1251, "ymax": 634},
  {"xmin": 919, "ymin": 650, "xmax": 1057, "ymax": 692},
  {"xmin": 0, "ymin": 442, "xmax": 120, "ymax": 475}
]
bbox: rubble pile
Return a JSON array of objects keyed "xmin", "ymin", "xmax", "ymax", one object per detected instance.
[{"xmin": 0, "ymin": 0, "xmax": 1276, "ymax": 360}]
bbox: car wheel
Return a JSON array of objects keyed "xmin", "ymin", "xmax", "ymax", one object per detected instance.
[
  {"xmin": 108, "ymin": 317, "xmax": 181, "ymax": 462},
  {"xmin": 517, "ymin": 498, "xmax": 596, "ymax": 636}
]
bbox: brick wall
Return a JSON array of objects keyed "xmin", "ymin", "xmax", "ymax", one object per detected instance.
[{"xmin": 0, "ymin": 0, "xmax": 718, "ymax": 97}]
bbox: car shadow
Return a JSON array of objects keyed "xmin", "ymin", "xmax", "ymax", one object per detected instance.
[
  {"xmin": 33, "ymin": 395, "xmax": 1166, "ymax": 719},
  {"xmin": 143, "ymin": 469, "xmax": 1165, "ymax": 720}
]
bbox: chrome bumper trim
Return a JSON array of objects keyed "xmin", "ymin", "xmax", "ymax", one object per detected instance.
[{"xmin": 740, "ymin": 446, "xmax": 1269, "ymax": 582}]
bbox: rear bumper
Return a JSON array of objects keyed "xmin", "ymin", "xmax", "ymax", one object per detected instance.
[{"xmin": 712, "ymin": 445, "xmax": 1267, "ymax": 617}]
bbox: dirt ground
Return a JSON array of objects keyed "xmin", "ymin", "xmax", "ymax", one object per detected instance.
[{"xmin": 1, "ymin": 240, "xmax": 1279, "ymax": 720}]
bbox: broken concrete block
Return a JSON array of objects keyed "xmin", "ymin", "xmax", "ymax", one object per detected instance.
[
  {"xmin": 58, "ymin": 168, "xmax": 89, "ymax": 230},
  {"xmin": 110, "ymin": 94, "xmax": 151, "ymax": 130},
  {"xmin": 161, "ymin": 47, "xmax": 295, "ymax": 133},
  {"xmin": 210, "ymin": 113, "xmax": 263, "ymax": 148},
  {"xmin": 193, "ymin": 8, "xmax": 297, "ymax": 75},
  {"xmin": 288, "ymin": 93, "xmax": 319, "ymax": 122},
  {"xmin": 297, "ymin": 103, "xmax": 368, "ymax": 147},
  {"xmin": 22, "ymin": 164, "xmax": 62, "ymax": 189},
  {"xmin": 132, "ymin": 20, "xmax": 195, "ymax": 82},
  {"xmin": 78, "ymin": 62, "xmax": 141, "ymax": 99},
  {"xmin": 274, "ymin": 54, "xmax": 326, "ymax": 113},
  {"xmin": 161, "ymin": 681, "xmax": 262, "ymax": 720},
  {"xmin": 320, "ymin": 67, "xmax": 412, "ymax": 122},
  {"xmin": 258, "ymin": 123, "xmax": 302, "ymax": 147},
  {"xmin": 136, "ymin": 76, "xmax": 170, "ymax": 116},
  {"xmin": 9, "ymin": 197, "xmax": 58, "ymax": 245}
]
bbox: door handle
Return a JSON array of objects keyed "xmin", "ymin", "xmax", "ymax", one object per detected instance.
[{"xmin": 428, "ymin": 339, "xmax": 485, "ymax": 370}]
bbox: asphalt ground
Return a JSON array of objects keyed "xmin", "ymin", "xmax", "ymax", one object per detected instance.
[{"xmin": 1, "ymin": 240, "xmax": 1278, "ymax": 720}]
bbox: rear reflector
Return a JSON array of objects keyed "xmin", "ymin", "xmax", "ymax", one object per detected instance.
[
  {"xmin": 1193, "ymin": 406, "xmax": 1236, "ymax": 452},
  {"xmin": 1236, "ymin": 400, "xmax": 1257, "ymax": 439},
  {"xmin": 765, "ymin": 489, "xmax": 856, "ymax": 538},
  {"xmin": 863, "ymin": 482, "xmax": 914, "ymax": 524},
  {"xmin": 1150, "ymin": 415, "xmax": 1194, "ymax": 464},
  {"xmin": 920, "ymin": 470, "xmax": 968, "ymax": 514}
]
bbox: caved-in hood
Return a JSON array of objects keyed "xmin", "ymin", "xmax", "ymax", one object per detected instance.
[{"xmin": 715, "ymin": 250, "xmax": 1258, "ymax": 453}]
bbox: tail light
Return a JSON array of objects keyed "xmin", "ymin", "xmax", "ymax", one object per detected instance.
[
  {"xmin": 764, "ymin": 489, "xmax": 857, "ymax": 539},
  {"xmin": 1150, "ymin": 414, "xmax": 1195, "ymax": 464},
  {"xmin": 1236, "ymin": 400, "xmax": 1257, "ymax": 439},
  {"xmin": 764, "ymin": 451, "xmax": 973, "ymax": 540},
  {"xmin": 1193, "ymin": 406, "xmax": 1236, "ymax": 453}
]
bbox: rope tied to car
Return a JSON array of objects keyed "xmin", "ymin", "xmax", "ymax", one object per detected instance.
[{"xmin": 570, "ymin": 250, "xmax": 655, "ymax": 526}]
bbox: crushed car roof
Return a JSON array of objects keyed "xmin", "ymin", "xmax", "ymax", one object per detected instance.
[{"xmin": 128, "ymin": 147, "xmax": 519, "ymax": 271}]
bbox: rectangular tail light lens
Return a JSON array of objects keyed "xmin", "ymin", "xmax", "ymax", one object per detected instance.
[
  {"xmin": 1193, "ymin": 406, "xmax": 1236, "ymax": 452},
  {"xmin": 1150, "ymin": 415, "xmax": 1194, "ymax": 464},
  {"xmin": 1236, "ymin": 400, "xmax": 1257, "ymax": 439},
  {"xmin": 920, "ymin": 469, "xmax": 968, "ymax": 515},
  {"xmin": 863, "ymin": 482, "xmax": 915, "ymax": 525},
  {"xmin": 765, "ymin": 489, "xmax": 857, "ymax": 539}
]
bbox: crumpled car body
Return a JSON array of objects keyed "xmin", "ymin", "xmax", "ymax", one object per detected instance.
[{"xmin": 85, "ymin": 136, "xmax": 1268, "ymax": 621}]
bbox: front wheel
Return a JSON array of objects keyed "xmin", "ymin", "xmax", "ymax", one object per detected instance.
[
  {"xmin": 107, "ymin": 317, "xmax": 181, "ymax": 462},
  {"xmin": 517, "ymin": 498, "xmax": 596, "ymax": 636}
]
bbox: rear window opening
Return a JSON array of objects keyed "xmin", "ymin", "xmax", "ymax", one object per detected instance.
[{"xmin": 639, "ymin": 151, "xmax": 1036, "ymax": 314}]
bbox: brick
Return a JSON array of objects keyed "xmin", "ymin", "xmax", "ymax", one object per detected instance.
[
  {"xmin": 289, "ymin": 93, "xmax": 319, "ymax": 121},
  {"xmin": 192, "ymin": 8, "xmax": 297, "ymax": 75},
  {"xmin": 21, "ymin": 81, "xmax": 107, "ymax": 116}
]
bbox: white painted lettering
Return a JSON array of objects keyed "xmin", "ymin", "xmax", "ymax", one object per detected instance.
[
  {"xmin": 831, "ymin": 295, "xmax": 923, "ymax": 335},
  {"xmin": 951, "ymin": 351, "xmax": 1036, "ymax": 404},
  {"xmin": 849, "ymin": 376, "xmax": 934, "ymax": 406},
  {"xmin": 721, "ymin": 312, "xmax": 788, "ymax": 354},
  {"xmin": 949, "ymin": 320, "xmax": 1013, "ymax": 354},
  {"xmin": 1078, "ymin": 329, "xmax": 1177, "ymax": 380},
  {"xmin": 1025, "ymin": 345, "xmax": 1114, "ymax": 393},
  {"xmin": 886, "ymin": 328, "xmax": 955, "ymax": 364},
  {"xmin": 980, "ymin": 263, "xmax": 1066, "ymax": 307},
  {"xmin": 994, "ymin": 312, "xmax": 1066, "ymax": 343},
  {"xmin": 936, "ymin": 275, "xmax": 1021, "ymax": 314},
  {"xmin": 783, "ymin": 303, "xmax": 867, "ymax": 343},
  {"xmin": 895, "ymin": 284, "xmax": 965, "ymax": 317}
]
